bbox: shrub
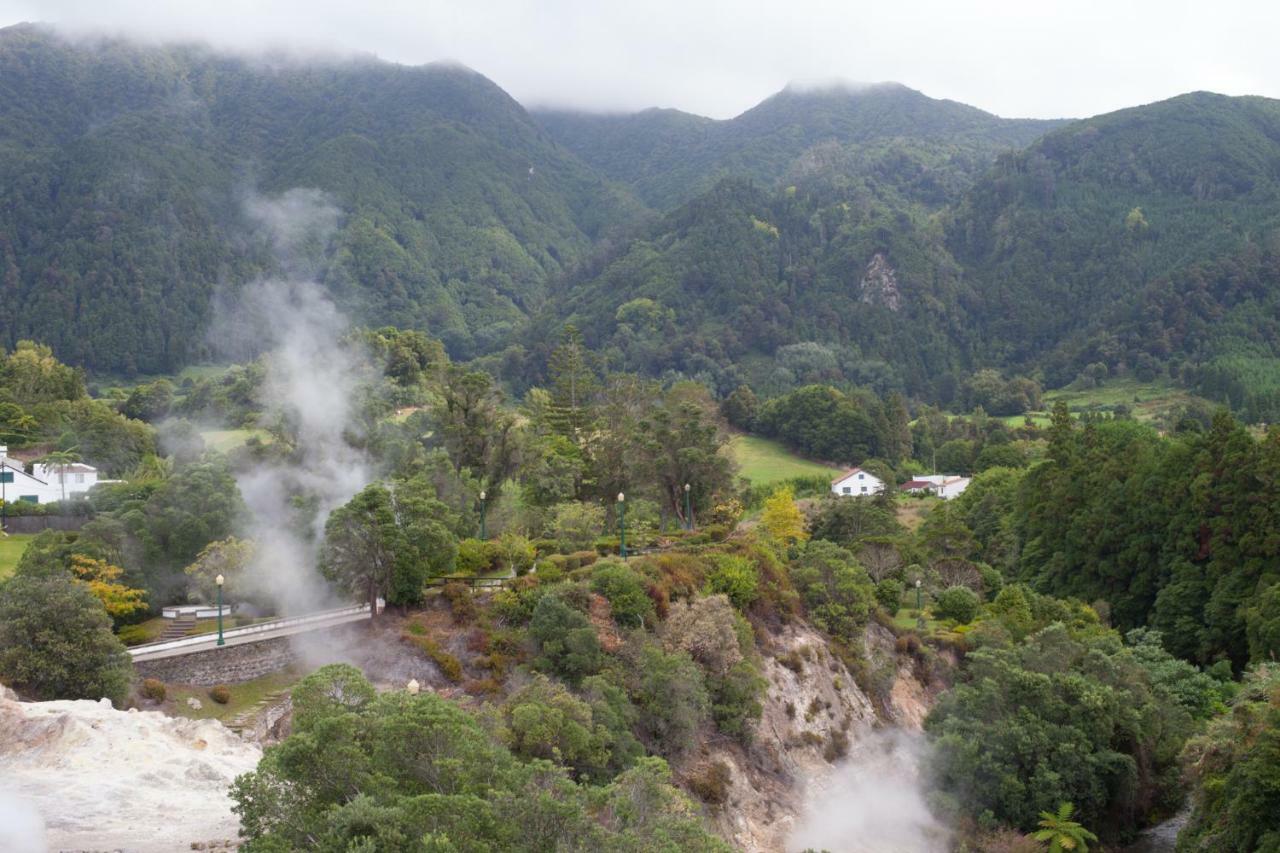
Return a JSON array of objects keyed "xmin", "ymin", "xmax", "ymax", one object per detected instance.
[
  {"xmin": 529, "ymin": 594, "xmax": 602, "ymax": 685},
  {"xmin": 116, "ymin": 624, "xmax": 153, "ymax": 646},
  {"xmin": 934, "ymin": 585, "xmax": 981, "ymax": 624},
  {"xmin": 495, "ymin": 533, "xmax": 537, "ymax": 576},
  {"xmin": 441, "ymin": 582, "xmax": 477, "ymax": 621},
  {"xmin": 535, "ymin": 562, "xmax": 564, "ymax": 585},
  {"xmin": 824, "ymin": 729, "xmax": 850, "ymax": 762},
  {"xmin": 455, "ymin": 538, "xmax": 498, "ymax": 575},
  {"xmin": 591, "ymin": 559, "xmax": 655, "ymax": 627},
  {"xmin": 687, "ymin": 761, "xmax": 732, "ymax": 806},
  {"xmin": 548, "ymin": 502, "xmax": 605, "ymax": 553},
  {"xmin": 875, "ymin": 578, "xmax": 904, "ymax": 615},
  {"xmin": 706, "ymin": 555, "xmax": 759, "ymax": 610},
  {"xmin": 209, "ymin": 684, "xmax": 231, "ymax": 704},
  {"xmin": 140, "ymin": 678, "xmax": 166, "ymax": 702},
  {"xmin": 702, "ymin": 523, "xmax": 730, "ymax": 542}
]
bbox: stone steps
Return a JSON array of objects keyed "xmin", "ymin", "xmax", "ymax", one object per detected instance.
[
  {"xmin": 159, "ymin": 616, "xmax": 199, "ymax": 641},
  {"xmin": 225, "ymin": 689, "xmax": 292, "ymax": 738}
]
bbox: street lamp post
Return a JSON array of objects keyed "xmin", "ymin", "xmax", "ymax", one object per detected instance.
[
  {"xmin": 915, "ymin": 578, "xmax": 924, "ymax": 631},
  {"xmin": 215, "ymin": 573, "xmax": 226, "ymax": 647},
  {"xmin": 617, "ymin": 492, "xmax": 627, "ymax": 559},
  {"xmin": 478, "ymin": 490, "xmax": 487, "ymax": 540},
  {"xmin": 683, "ymin": 483, "xmax": 692, "ymax": 531},
  {"xmin": 0, "ymin": 466, "xmax": 11, "ymax": 534}
]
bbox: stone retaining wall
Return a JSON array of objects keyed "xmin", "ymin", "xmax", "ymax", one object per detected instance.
[{"xmin": 135, "ymin": 636, "xmax": 297, "ymax": 686}]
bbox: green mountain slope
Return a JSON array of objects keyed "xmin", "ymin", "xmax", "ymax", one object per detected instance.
[
  {"xmin": 534, "ymin": 83, "xmax": 1064, "ymax": 208},
  {"xmin": 948, "ymin": 91, "xmax": 1280, "ymax": 390},
  {"xmin": 0, "ymin": 24, "xmax": 642, "ymax": 373}
]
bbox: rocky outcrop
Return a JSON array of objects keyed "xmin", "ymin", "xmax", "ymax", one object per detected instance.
[
  {"xmin": 859, "ymin": 253, "xmax": 902, "ymax": 311},
  {"xmin": 696, "ymin": 621, "xmax": 942, "ymax": 852}
]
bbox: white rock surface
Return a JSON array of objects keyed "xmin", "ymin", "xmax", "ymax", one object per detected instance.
[{"xmin": 0, "ymin": 689, "xmax": 261, "ymax": 852}]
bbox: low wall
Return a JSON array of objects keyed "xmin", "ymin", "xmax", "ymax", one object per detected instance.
[
  {"xmin": 134, "ymin": 623, "xmax": 369, "ymax": 686},
  {"xmin": 1, "ymin": 515, "xmax": 87, "ymax": 534}
]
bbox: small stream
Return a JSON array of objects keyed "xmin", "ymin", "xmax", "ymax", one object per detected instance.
[{"xmin": 1122, "ymin": 808, "xmax": 1188, "ymax": 853}]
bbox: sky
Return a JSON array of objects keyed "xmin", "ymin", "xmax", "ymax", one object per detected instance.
[{"xmin": 0, "ymin": 0, "xmax": 1275, "ymax": 120}]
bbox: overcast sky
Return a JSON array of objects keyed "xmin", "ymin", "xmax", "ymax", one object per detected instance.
[{"xmin": 1, "ymin": 0, "xmax": 1274, "ymax": 120}]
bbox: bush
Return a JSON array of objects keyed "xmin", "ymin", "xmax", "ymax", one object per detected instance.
[
  {"xmin": 529, "ymin": 594, "xmax": 602, "ymax": 685},
  {"xmin": 934, "ymin": 585, "xmax": 981, "ymax": 624},
  {"xmin": 455, "ymin": 538, "xmax": 498, "ymax": 575},
  {"xmin": 140, "ymin": 678, "xmax": 166, "ymax": 702},
  {"xmin": 0, "ymin": 571, "xmax": 132, "ymax": 704},
  {"xmin": 591, "ymin": 559, "xmax": 655, "ymax": 627},
  {"xmin": 209, "ymin": 684, "xmax": 231, "ymax": 704},
  {"xmin": 548, "ymin": 502, "xmax": 605, "ymax": 553},
  {"xmin": 441, "ymin": 582, "xmax": 477, "ymax": 621},
  {"xmin": 116, "ymin": 624, "xmax": 153, "ymax": 646},
  {"xmin": 706, "ymin": 555, "xmax": 759, "ymax": 610},
  {"xmin": 875, "ymin": 579, "xmax": 904, "ymax": 615},
  {"xmin": 702, "ymin": 524, "xmax": 730, "ymax": 542},
  {"xmin": 687, "ymin": 761, "xmax": 732, "ymax": 806}
]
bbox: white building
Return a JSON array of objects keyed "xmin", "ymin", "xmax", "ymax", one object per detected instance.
[
  {"xmin": 0, "ymin": 446, "xmax": 101, "ymax": 505},
  {"xmin": 900, "ymin": 474, "xmax": 971, "ymax": 500},
  {"xmin": 831, "ymin": 467, "xmax": 886, "ymax": 497}
]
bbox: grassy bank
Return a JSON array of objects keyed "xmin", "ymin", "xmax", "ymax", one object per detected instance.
[
  {"xmin": 0, "ymin": 532, "xmax": 34, "ymax": 579},
  {"xmin": 726, "ymin": 435, "xmax": 844, "ymax": 486}
]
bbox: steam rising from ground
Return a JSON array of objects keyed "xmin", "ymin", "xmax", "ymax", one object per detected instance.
[
  {"xmin": 210, "ymin": 189, "xmax": 374, "ymax": 615},
  {"xmin": 788, "ymin": 729, "xmax": 948, "ymax": 853}
]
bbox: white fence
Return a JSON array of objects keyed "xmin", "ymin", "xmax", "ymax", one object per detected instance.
[{"xmin": 128, "ymin": 602, "xmax": 377, "ymax": 662}]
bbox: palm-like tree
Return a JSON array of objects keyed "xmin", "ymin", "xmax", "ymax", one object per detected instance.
[
  {"xmin": 37, "ymin": 448, "xmax": 82, "ymax": 503},
  {"xmin": 1034, "ymin": 802, "xmax": 1099, "ymax": 852}
]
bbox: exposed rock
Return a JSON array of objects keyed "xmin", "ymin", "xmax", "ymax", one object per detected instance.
[
  {"xmin": 859, "ymin": 253, "xmax": 902, "ymax": 311},
  {"xmin": 0, "ymin": 690, "xmax": 260, "ymax": 852},
  {"xmin": 700, "ymin": 623, "xmax": 877, "ymax": 852}
]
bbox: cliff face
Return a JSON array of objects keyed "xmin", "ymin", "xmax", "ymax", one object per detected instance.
[
  {"xmin": 692, "ymin": 621, "xmax": 945, "ymax": 852},
  {"xmin": 0, "ymin": 685, "xmax": 261, "ymax": 852}
]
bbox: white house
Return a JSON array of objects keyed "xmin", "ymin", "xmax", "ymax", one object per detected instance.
[
  {"xmin": 0, "ymin": 446, "xmax": 101, "ymax": 505},
  {"xmin": 831, "ymin": 467, "xmax": 886, "ymax": 497},
  {"xmin": 900, "ymin": 474, "xmax": 971, "ymax": 500}
]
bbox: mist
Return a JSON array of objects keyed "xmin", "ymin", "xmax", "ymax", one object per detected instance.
[
  {"xmin": 4, "ymin": 0, "xmax": 1278, "ymax": 120},
  {"xmin": 0, "ymin": 787, "xmax": 46, "ymax": 853},
  {"xmin": 209, "ymin": 188, "xmax": 375, "ymax": 615},
  {"xmin": 787, "ymin": 729, "xmax": 948, "ymax": 853}
]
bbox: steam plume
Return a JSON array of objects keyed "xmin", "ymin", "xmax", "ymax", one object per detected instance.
[
  {"xmin": 787, "ymin": 729, "xmax": 948, "ymax": 852},
  {"xmin": 209, "ymin": 188, "xmax": 374, "ymax": 615}
]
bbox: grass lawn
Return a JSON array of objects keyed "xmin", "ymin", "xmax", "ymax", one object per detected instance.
[
  {"xmin": 0, "ymin": 532, "xmax": 34, "ymax": 579},
  {"xmin": 1043, "ymin": 378, "xmax": 1195, "ymax": 423},
  {"xmin": 200, "ymin": 428, "xmax": 271, "ymax": 453},
  {"xmin": 726, "ymin": 435, "xmax": 844, "ymax": 486},
  {"xmin": 166, "ymin": 666, "xmax": 307, "ymax": 722}
]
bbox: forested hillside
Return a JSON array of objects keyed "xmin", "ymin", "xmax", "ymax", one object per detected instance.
[
  {"xmin": 0, "ymin": 23, "xmax": 640, "ymax": 373},
  {"xmin": 7, "ymin": 24, "xmax": 1280, "ymax": 419},
  {"xmin": 535, "ymin": 82, "xmax": 1062, "ymax": 208}
]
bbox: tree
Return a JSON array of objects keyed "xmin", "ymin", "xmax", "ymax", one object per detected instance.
[
  {"xmin": 528, "ymin": 594, "xmax": 603, "ymax": 685},
  {"xmin": 319, "ymin": 483, "xmax": 402, "ymax": 613},
  {"xmin": 1034, "ymin": 803, "xmax": 1098, "ymax": 853},
  {"xmin": 760, "ymin": 485, "xmax": 807, "ymax": 545},
  {"xmin": 720, "ymin": 385, "xmax": 759, "ymax": 430},
  {"xmin": 429, "ymin": 366, "xmax": 518, "ymax": 497},
  {"xmin": 184, "ymin": 537, "xmax": 255, "ymax": 605},
  {"xmin": 790, "ymin": 539, "xmax": 875, "ymax": 643},
  {"xmin": 36, "ymin": 448, "xmax": 82, "ymax": 504},
  {"xmin": 546, "ymin": 324, "xmax": 599, "ymax": 441},
  {"xmin": 933, "ymin": 585, "xmax": 980, "ymax": 624},
  {"xmin": 290, "ymin": 663, "xmax": 377, "ymax": 732},
  {"xmin": 705, "ymin": 555, "xmax": 760, "ymax": 610},
  {"xmin": 0, "ymin": 571, "xmax": 131, "ymax": 703},
  {"xmin": 68, "ymin": 555, "xmax": 147, "ymax": 621}
]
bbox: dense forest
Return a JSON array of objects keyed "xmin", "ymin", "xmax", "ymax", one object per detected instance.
[{"xmin": 6, "ymin": 24, "xmax": 1280, "ymax": 419}]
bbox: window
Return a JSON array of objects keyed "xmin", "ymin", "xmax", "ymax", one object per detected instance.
[
  {"xmin": 861, "ymin": 486, "xmax": 868, "ymax": 493},
  {"xmin": 842, "ymin": 486, "xmax": 851, "ymax": 494},
  {"xmin": 858, "ymin": 473, "xmax": 864, "ymax": 479},
  {"xmin": 75, "ymin": 473, "xmax": 84, "ymax": 483}
]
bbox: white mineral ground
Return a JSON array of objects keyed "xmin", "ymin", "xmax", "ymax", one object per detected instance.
[{"xmin": 0, "ymin": 686, "xmax": 261, "ymax": 853}]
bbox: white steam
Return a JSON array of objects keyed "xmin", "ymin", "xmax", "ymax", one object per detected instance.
[
  {"xmin": 0, "ymin": 786, "xmax": 46, "ymax": 853},
  {"xmin": 787, "ymin": 729, "xmax": 948, "ymax": 853},
  {"xmin": 210, "ymin": 188, "xmax": 374, "ymax": 615}
]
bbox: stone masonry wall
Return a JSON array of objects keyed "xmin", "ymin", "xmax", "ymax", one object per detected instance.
[{"xmin": 135, "ymin": 637, "xmax": 298, "ymax": 686}]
